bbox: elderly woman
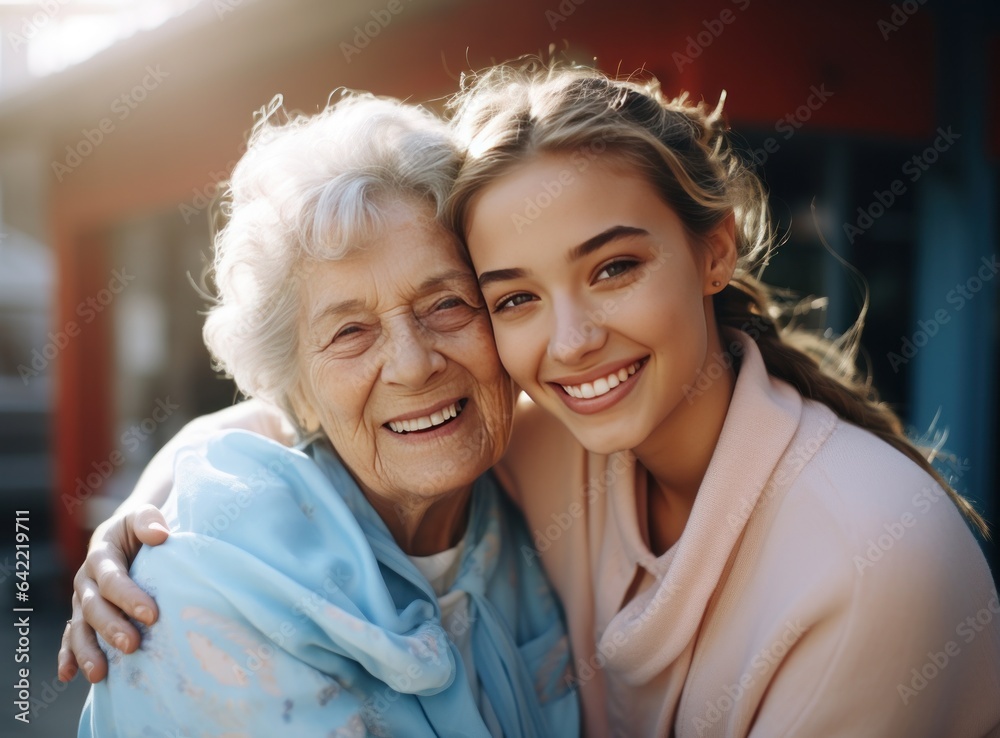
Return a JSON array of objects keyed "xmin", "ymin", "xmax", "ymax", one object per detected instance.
[{"xmin": 75, "ymin": 93, "xmax": 578, "ymax": 737}]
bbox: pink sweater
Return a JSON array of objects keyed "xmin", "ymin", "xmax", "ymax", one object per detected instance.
[{"xmin": 496, "ymin": 330, "xmax": 1000, "ymax": 737}]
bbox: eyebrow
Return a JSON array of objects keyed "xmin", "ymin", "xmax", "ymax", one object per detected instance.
[
  {"xmin": 419, "ymin": 268, "xmax": 479, "ymax": 293},
  {"xmin": 309, "ymin": 298, "xmax": 365, "ymax": 328},
  {"xmin": 568, "ymin": 225, "xmax": 649, "ymax": 261},
  {"xmin": 309, "ymin": 269, "xmax": 476, "ymax": 324},
  {"xmin": 477, "ymin": 225, "xmax": 649, "ymax": 288}
]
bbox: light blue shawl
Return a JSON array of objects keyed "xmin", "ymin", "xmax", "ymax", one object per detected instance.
[{"xmin": 79, "ymin": 430, "xmax": 579, "ymax": 737}]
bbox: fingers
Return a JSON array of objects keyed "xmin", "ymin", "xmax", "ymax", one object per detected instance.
[
  {"xmin": 130, "ymin": 504, "xmax": 171, "ymax": 547},
  {"xmin": 77, "ymin": 565, "xmax": 149, "ymax": 653},
  {"xmin": 58, "ymin": 505, "xmax": 170, "ymax": 683},
  {"xmin": 67, "ymin": 593, "xmax": 108, "ymax": 684},
  {"xmin": 63, "ymin": 505, "xmax": 169, "ymax": 685},
  {"xmin": 93, "ymin": 559, "xmax": 158, "ymax": 628},
  {"xmin": 57, "ymin": 621, "xmax": 78, "ymax": 683},
  {"xmin": 86, "ymin": 510, "xmax": 161, "ymax": 626}
]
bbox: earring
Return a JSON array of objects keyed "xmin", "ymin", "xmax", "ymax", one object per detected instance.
[{"xmin": 712, "ymin": 280, "xmax": 722, "ymax": 287}]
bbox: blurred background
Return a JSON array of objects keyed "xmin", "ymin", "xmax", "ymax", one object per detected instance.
[{"xmin": 0, "ymin": 0, "xmax": 996, "ymax": 733}]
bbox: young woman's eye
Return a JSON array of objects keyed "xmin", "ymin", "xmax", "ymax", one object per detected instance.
[
  {"xmin": 493, "ymin": 293, "xmax": 536, "ymax": 313},
  {"xmin": 595, "ymin": 259, "xmax": 641, "ymax": 281}
]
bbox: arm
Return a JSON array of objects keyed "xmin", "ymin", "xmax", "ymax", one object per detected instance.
[
  {"xmin": 59, "ymin": 399, "xmax": 294, "ymax": 683},
  {"xmin": 80, "ymin": 430, "xmax": 452, "ymax": 737},
  {"xmin": 80, "ymin": 531, "xmax": 368, "ymax": 738}
]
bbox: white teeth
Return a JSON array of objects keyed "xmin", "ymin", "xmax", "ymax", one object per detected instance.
[
  {"xmin": 560, "ymin": 361, "xmax": 643, "ymax": 400},
  {"xmin": 388, "ymin": 402, "xmax": 461, "ymax": 434}
]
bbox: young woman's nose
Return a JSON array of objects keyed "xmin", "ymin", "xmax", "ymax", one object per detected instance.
[{"xmin": 547, "ymin": 295, "xmax": 607, "ymax": 365}]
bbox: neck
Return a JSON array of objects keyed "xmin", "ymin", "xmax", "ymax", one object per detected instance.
[
  {"xmin": 365, "ymin": 485, "xmax": 472, "ymax": 557},
  {"xmin": 634, "ymin": 328, "xmax": 736, "ymax": 554}
]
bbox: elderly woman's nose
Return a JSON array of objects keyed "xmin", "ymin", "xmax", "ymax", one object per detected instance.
[{"xmin": 380, "ymin": 318, "xmax": 447, "ymax": 388}]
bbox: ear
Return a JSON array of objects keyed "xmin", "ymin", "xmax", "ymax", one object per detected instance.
[{"xmin": 702, "ymin": 212, "xmax": 738, "ymax": 296}]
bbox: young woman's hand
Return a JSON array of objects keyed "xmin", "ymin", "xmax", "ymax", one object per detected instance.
[{"xmin": 57, "ymin": 505, "xmax": 170, "ymax": 683}]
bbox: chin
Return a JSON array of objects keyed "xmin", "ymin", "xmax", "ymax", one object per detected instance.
[{"xmin": 570, "ymin": 427, "xmax": 638, "ymax": 456}]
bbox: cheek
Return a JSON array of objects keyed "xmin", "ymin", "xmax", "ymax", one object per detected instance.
[
  {"xmin": 458, "ymin": 328, "xmax": 515, "ymax": 437},
  {"xmin": 490, "ymin": 324, "xmax": 536, "ymax": 387},
  {"xmin": 619, "ymin": 281, "xmax": 707, "ymax": 351},
  {"xmin": 311, "ymin": 362, "xmax": 377, "ymax": 438},
  {"xmin": 457, "ymin": 315, "xmax": 503, "ymax": 375}
]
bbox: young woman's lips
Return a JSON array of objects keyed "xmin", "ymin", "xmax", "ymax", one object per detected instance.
[
  {"xmin": 549, "ymin": 358, "xmax": 648, "ymax": 415},
  {"xmin": 383, "ymin": 398, "xmax": 469, "ymax": 439}
]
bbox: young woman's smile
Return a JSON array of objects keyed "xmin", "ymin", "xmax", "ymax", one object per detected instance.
[{"xmin": 548, "ymin": 355, "xmax": 649, "ymax": 414}]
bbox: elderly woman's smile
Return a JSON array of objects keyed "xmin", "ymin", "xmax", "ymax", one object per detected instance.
[
  {"xmin": 75, "ymin": 92, "xmax": 579, "ymax": 738},
  {"xmin": 291, "ymin": 199, "xmax": 515, "ymax": 553},
  {"xmin": 384, "ymin": 397, "xmax": 466, "ymax": 434}
]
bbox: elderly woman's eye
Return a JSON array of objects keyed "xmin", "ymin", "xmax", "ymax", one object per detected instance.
[
  {"xmin": 333, "ymin": 325, "xmax": 363, "ymax": 341},
  {"xmin": 422, "ymin": 295, "xmax": 479, "ymax": 332},
  {"xmin": 435, "ymin": 296, "xmax": 466, "ymax": 310}
]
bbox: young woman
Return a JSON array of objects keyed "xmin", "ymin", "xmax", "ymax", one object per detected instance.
[
  {"xmin": 443, "ymin": 61, "xmax": 1000, "ymax": 736},
  {"xmin": 63, "ymin": 63, "xmax": 1000, "ymax": 737}
]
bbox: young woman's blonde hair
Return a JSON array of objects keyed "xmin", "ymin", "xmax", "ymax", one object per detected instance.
[{"xmin": 446, "ymin": 60, "xmax": 988, "ymax": 537}]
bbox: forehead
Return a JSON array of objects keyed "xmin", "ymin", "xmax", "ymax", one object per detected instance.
[
  {"xmin": 301, "ymin": 203, "xmax": 475, "ymax": 317},
  {"xmin": 464, "ymin": 152, "xmax": 670, "ymax": 260}
]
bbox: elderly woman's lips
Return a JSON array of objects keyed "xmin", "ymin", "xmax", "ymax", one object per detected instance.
[{"xmin": 385, "ymin": 399, "xmax": 467, "ymax": 434}]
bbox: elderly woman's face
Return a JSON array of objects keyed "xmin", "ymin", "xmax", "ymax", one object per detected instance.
[{"xmin": 292, "ymin": 200, "xmax": 514, "ymax": 503}]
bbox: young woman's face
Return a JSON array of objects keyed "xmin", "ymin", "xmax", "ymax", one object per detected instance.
[{"xmin": 464, "ymin": 153, "xmax": 729, "ymax": 454}]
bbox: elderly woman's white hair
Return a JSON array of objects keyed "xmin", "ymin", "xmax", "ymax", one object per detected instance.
[{"xmin": 202, "ymin": 92, "xmax": 460, "ymax": 429}]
